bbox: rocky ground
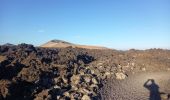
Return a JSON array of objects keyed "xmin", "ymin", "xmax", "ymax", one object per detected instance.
[
  {"xmin": 0, "ymin": 44, "xmax": 170, "ymax": 100},
  {"xmin": 100, "ymin": 71, "xmax": 170, "ymax": 100}
]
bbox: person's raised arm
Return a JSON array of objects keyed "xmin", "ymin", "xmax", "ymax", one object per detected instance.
[{"xmin": 144, "ymin": 79, "xmax": 150, "ymax": 89}]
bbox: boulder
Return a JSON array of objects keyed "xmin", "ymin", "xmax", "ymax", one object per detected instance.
[
  {"xmin": 92, "ymin": 78, "xmax": 98, "ymax": 84},
  {"xmin": 83, "ymin": 88, "xmax": 91, "ymax": 95},
  {"xmin": 34, "ymin": 89, "xmax": 51, "ymax": 100},
  {"xmin": 90, "ymin": 69, "xmax": 95, "ymax": 74},
  {"xmin": 54, "ymin": 85, "xmax": 60, "ymax": 89},
  {"xmin": 0, "ymin": 56, "xmax": 7, "ymax": 63},
  {"xmin": 115, "ymin": 72, "xmax": 127, "ymax": 80},
  {"xmin": 160, "ymin": 93, "xmax": 169, "ymax": 100},
  {"xmin": 82, "ymin": 94, "xmax": 91, "ymax": 100},
  {"xmin": 141, "ymin": 67, "xmax": 146, "ymax": 71},
  {"xmin": 83, "ymin": 75, "xmax": 91, "ymax": 83},
  {"xmin": 71, "ymin": 85, "xmax": 78, "ymax": 91},
  {"xmin": 104, "ymin": 72, "xmax": 110, "ymax": 76},
  {"xmin": 62, "ymin": 76, "xmax": 68, "ymax": 84},
  {"xmin": 71, "ymin": 75, "xmax": 80, "ymax": 85},
  {"xmin": 0, "ymin": 80, "xmax": 11, "ymax": 98},
  {"xmin": 63, "ymin": 91, "xmax": 70, "ymax": 97}
]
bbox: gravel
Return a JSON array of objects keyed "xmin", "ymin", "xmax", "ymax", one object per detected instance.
[{"xmin": 100, "ymin": 71, "xmax": 170, "ymax": 100}]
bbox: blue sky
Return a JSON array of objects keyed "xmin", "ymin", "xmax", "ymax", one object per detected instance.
[{"xmin": 0, "ymin": 0, "xmax": 170, "ymax": 49}]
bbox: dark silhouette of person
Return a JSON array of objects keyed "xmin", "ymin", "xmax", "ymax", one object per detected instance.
[{"xmin": 144, "ymin": 79, "xmax": 161, "ymax": 100}]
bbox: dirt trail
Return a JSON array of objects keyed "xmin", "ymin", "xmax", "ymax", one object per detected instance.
[{"xmin": 100, "ymin": 71, "xmax": 170, "ymax": 100}]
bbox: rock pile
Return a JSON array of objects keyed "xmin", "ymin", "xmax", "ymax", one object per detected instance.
[
  {"xmin": 0, "ymin": 44, "xmax": 170, "ymax": 100},
  {"xmin": 0, "ymin": 44, "xmax": 102, "ymax": 100},
  {"xmin": 33, "ymin": 63, "xmax": 102, "ymax": 100}
]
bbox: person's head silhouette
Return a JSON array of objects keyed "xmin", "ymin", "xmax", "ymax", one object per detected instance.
[{"xmin": 151, "ymin": 79, "xmax": 154, "ymax": 83}]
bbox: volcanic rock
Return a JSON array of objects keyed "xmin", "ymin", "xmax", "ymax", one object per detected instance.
[
  {"xmin": 0, "ymin": 44, "xmax": 170, "ymax": 100},
  {"xmin": 115, "ymin": 72, "xmax": 127, "ymax": 80}
]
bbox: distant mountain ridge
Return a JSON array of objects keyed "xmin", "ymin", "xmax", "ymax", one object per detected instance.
[
  {"xmin": 40, "ymin": 39, "xmax": 108, "ymax": 49},
  {"xmin": 2, "ymin": 43, "xmax": 15, "ymax": 46}
]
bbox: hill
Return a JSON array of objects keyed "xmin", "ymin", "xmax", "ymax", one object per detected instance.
[{"xmin": 40, "ymin": 39, "xmax": 108, "ymax": 49}]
